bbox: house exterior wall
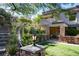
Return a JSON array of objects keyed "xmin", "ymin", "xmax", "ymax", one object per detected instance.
[
  {"xmin": 60, "ymin": 13, "xmax": 69, "ymax": 23},
  {"xmin": 46, "ymin": 26, "xmax": 50, "ymax": 35},
  {"xmin": 76, "ymin": 12, "xmax": 79, "ymax": 23},
  {"xmin": 40, "ymin": 12, "xmax": 79, "ymax": 36},
  {"xmin": 40, "ymin": 11, "xmax": 79, "ymax": 44},
  {"xmin": 60, "ymin": 26, "xmax": 65, "ymax": 36},
  {"xmin": 49, "ymin": 23, "xmax": 68, "ymax": 27}
]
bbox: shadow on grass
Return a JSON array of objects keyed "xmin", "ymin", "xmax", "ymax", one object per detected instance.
[
  {"xmin": 38, "ymin": 40, "xmax": 56, "ymax": 45},
  {"xmin": 37, "ymin": 40, "xmax": 57, "ymax": 50}
]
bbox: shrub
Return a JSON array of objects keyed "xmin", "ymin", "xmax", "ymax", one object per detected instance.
[
  {"xmin": 22, "ymin": 34, "xmax": 32, "ymax": 46},
  {"xmin": 65, "ymin": 27, "xmax": 78, "ymax": 36},
  {"xmin": 6, "ymin": 26, "xmax": 18, "ymax": 56},
  {"xmin": 6, "ymin": 44, "xmax": 18, "ymax": 56}
]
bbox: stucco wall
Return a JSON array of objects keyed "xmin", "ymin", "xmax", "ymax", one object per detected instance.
[{"xmin": 76, "ymin": 12, "xmax": 79, "ymax": 23}]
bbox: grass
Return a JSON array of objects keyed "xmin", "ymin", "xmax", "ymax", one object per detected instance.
[{"xmin": 41, "ymin": 41, "xmax": 79, "ymax": 56}]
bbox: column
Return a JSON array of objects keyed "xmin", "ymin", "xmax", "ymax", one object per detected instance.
[
  {"xmin": 45, "ymin": 26, "xmax": 50, "ymax": 40},
  {"xmin": 59, "ymin": 26, "xmax": 65, "ymax": 41}
]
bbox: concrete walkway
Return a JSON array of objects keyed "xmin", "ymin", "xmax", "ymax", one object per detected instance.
[
  {"xmin": 47, "ymin": 39, "xmax": 79, "ymax": 46},
  {"xmin": 57, "ymin": 42, "xmax": 79, "ymax": 46}
]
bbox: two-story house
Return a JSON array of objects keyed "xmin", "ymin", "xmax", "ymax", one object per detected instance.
[{"xmin": 40, "ymin": 5, "xmax": 79, "ymax": 44}]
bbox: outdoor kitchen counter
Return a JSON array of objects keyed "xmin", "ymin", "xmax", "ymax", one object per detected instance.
[{"xmin": 20, "ymin": 44, "xmax": 45, "ymax": 56}]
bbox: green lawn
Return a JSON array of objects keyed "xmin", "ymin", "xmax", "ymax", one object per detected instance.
[{"xmin": 41, "ymin": 42, "xmax": 79, "ymax": 56}]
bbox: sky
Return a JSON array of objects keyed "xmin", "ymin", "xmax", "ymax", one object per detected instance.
[{"xmin": 60, "ymin": 3, "xmax": 79, "ymax": 9}]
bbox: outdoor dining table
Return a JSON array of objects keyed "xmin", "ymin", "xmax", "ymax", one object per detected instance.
[{"xmin": 20, "ymin": 44, "xmax": 45, "ymax": 56}]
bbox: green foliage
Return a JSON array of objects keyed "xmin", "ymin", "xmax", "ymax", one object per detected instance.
[
  {"xmin": 16, "ymin": 17, "xmax": 32, "ymax": 23},
  {"xmin": 30, "ymin": 27, "xmax": 45, "ymax": 35},
  {"xmin": 6, "ymin": 44, "xmax": 17, "ymax": 56},
  {"xmin": 64, "ymin": 11, "xmax": 76, "ymax": 21},
  {"xmin": 6, "ymin": 25, "xmax": 18, "ymax": 55},
  {"xmin": 6, "ymin": 3, "xmax": 58, "ymax": 15},
  {"xmin": 65, "ymin": 27, "xmax": 78, "ymax": 36},
  {"xmin": 16, "ymin": 17, "xmax": 33, "ymax": 46},
  {"xmin": 68, "ymin": 13, "xmax": 76, "ymax": 21},
  {"xmin": 36, "ymin": 29, "xmax": 45, "ymax": 35},
  {"xmin": 30, "ymin": 27, "xmax": 37, "ymax": 35},
  {"xmin": 21, "ymin": 25, "xmax": 45, "ymax": 45},
  {"xmin": 33, "ymin": 15, "xmax": 42, "ymax": 24},
  {"xmin": 22, "ymin": 34, "xmax": 32, "ymax": 46},
  {"xmin": 52, "ymin": 10, "xmax": 60, "ymax": 20}
]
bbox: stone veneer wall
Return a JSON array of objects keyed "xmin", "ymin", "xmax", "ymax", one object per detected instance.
[{"xmin": 59, "ymin": 36, "xmax": 79, "ymax": 44}]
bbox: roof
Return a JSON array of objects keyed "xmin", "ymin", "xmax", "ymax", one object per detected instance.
[
  {"xmin": 42, "ymin": 10, "xmax": 54, "ymax": 15},
  {"xmin": 52, "ymin": 21, "xmax": 66, "ymax": 24},
  {"xmin": 42, "ymin": 5, "xmax": 79, "ymax": 16},
  {"xmin": 63, "ymin": 5, "xmax": 79, "ymax": 13},
  {"xmin": 52, "ymin": 21, "xmax": 79, "ymax": 27},
  {"xmin": 68, "ymin": 23, "xmax": 79, "ymax": 27},
  {"xmin": 40, "ymin": 18, "xmax": 79, "ymax": 27}
]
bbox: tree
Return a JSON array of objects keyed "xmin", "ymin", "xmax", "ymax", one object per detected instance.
[
  {"xmin": 3, "ymin": 3, "xmax": 60, "ymax": 15},
  {"xmin": 33, "ymin": 15, "xmax": 42, "ymax": 24}
]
